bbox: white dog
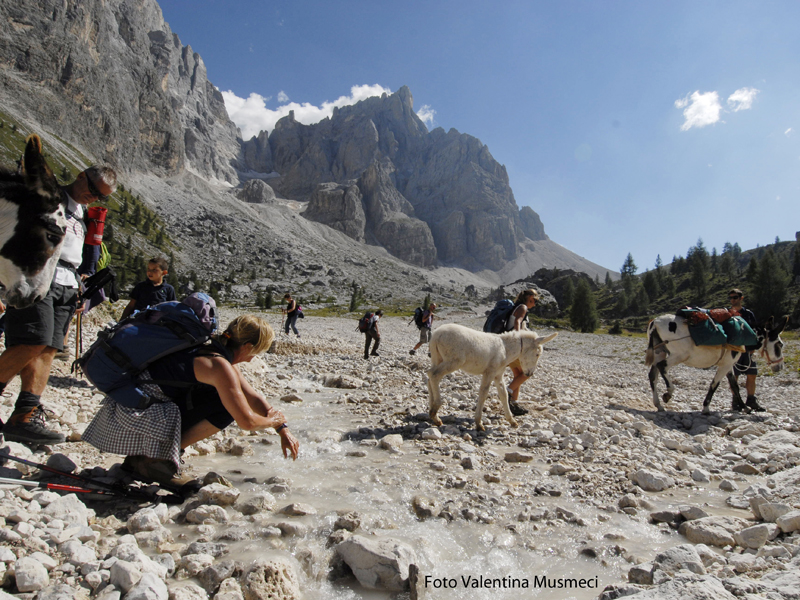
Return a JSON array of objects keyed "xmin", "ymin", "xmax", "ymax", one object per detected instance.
[{"xmin": 427, "ymin": 324, "xmax": 557, "ymax": 431}]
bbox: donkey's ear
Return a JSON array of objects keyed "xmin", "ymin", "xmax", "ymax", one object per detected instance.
[
  {"xmin": 23, "ymin": 134, "xmax": 60, "ymax": 200},
  {"xmin": 773, "ymin": 315, "xmax": 788, "ymax": 334},
  {"xmin": 539, "ymin": 332, "xmax": 558, "ymax": 344}
]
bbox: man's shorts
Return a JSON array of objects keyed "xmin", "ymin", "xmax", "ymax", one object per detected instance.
[
  {"xmin": 418, "ymin": 327, "xmax": 432, "ymax": 345},
  {"xmin": 4, "ymin": 281, "xmax": 78, "ymax": 351},
  {"xmin": 736, "ymin": 351, "xmax": 758, "ymax": 376}
]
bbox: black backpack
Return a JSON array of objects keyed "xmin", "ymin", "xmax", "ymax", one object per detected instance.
[
  {"xmin": 413, "ymin": 307, "xmax": 425, "ymax": 329},
  {"xmin": 483, "ymin": 299, "xmax": 515, "ymax": 334},
  {"xmin": 357, "ymin": 312, "xmax": 374, "ymax": 332}
]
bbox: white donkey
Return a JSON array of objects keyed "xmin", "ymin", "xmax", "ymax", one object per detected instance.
[
  {"xmin": 427, "ymin": 324, "xmax": 558, "ymax": 431},
  {"xmin": 645, "ymin": 314, "xmax": 786, "ymax": 414}
]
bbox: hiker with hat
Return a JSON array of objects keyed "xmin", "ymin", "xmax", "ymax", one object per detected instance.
[
  {"xmin": 362, "ymin": 309, "xmax": 383, "ymax": 359},
  {"xmin": 729, "ymin": 288, "xmax": 765, "ymax": 412},
  {"xmin": 0, "ymin": 165, "xmax": 117, "ymax": 445}
]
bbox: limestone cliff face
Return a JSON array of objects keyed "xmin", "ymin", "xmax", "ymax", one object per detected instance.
[
  {"xmin": 266, "ymin": 87, "xmax": 547, "ymax": 271},
  {"xmin": 0, "ymin": 0, "xmax": 240, "ymax": 182}
]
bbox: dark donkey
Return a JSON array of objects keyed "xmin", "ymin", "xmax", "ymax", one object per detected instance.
[{"xmin": 0, "ymin": 134, "xmax": 67, "ymax": 308}]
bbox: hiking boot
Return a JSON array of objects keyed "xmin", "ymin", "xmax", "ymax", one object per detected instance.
[
  {"xmin": 731, "ymin": 397, "xmax": 748, "ymax": 413},
  {"xmin": 122, "ymin": 455, "xmax": 199, "ymax": 489},
  {"xmin": 370, "ymin": 351, "xmax": 380, "ymax": 357},
  {"xmin": 409, "ymin": 349, "xmax": 416, "ymax": 356},
  {"xmin": 54, "ymin": 351, "xmax": 71, "ymax": 361},
  {"xmin": 4, "ymin": 406, "xmax": 65, "ymax": 445},
  {"xmin": 746, "ymin": 395, "xmax": 766, "ymax": 412},
  {"xmin": 509, "ymin": 401, "xmax": 529, "ymax": 416}
]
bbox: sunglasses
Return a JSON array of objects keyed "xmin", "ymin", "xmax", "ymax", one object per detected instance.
[
  {"xmin": 86, "ymin": 174, "xmax": 109, "ymax": 201},
  {"xmin": 729, "ymin": 295, "xmax": 742, "ymax": 299}
]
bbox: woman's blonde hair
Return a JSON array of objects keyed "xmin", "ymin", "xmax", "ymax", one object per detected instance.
[
  {"xmin": 214, "ymin": 315, "xmax": 274, "ymax": 355},
  {"xmin": 515, "ymin": 289, "xmax": 540, "ymax": 304}
]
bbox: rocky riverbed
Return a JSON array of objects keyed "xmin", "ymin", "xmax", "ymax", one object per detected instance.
[{"xmin": 0, "ymin": 306, "xmax": 798, "ymax": 600}]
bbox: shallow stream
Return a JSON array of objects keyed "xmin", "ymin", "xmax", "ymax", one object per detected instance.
[{"xmin": 181, "ymin": 373, "xmax": 755, "ymax": 600}]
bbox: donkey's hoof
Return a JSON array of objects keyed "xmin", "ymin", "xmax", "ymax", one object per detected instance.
[
  {"xmin": 429, "ymin": 413, "xmax": 443, "ymax": 426},
  {"xmin": 508, "ymin": 419, "xmax": 519, "ymax": 428},
  {"xmin": 476, "ymin": 422, "xmax": 486, "ymax": 432},
  {"xmin": 701, "ymin": 406, "xmax": 711, "ymax": 415},
  {"xmin": 654, "ymin": 402, "xmax": 664, "ymax": 412},
  {"xmin": 662, "ymin": 393, "xmax": 672, "ymax": 403}
]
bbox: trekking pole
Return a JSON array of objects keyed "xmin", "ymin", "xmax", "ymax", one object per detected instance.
[
  {"xmin": 0, "ymin": 475, "xmax": 135, "ymax": 498},
  {"xmin": 0, "ymin": 452, "xmax": 183, "ymax": 504}
]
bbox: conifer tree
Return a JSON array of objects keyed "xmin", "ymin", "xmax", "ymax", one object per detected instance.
[
  {"xmin": 562, "ymin": 279, "xmax": 575, "ymax": 311},
  {"xmin": 570, "ymin": 279, "xmax": 599, "ymax": 333},
  {"xmin": 749, "ymin": 248, "xmax": 789, "ymax": 319},
  {"xmin": 792, "ymin": 241, "xmax": 800, "ymax": 278}
]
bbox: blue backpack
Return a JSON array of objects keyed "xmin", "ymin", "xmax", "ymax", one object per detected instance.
[
  {"xmin": 79, "ymin": 293, "xmax": 218, "ymax": 410},
  {"xmin": 483, "ymin": 299, "xmax": 515, "ymax": 334}
]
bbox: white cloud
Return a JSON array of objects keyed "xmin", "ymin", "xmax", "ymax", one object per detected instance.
[
  {"xmin": 277, "ymin": 90, "xmax": 290, "ymax": 103},
  {"xmin": 727, "ymin": 87, "xmax": 759, "ymax": 111},
  {"xmin": 785, "ymin": 127, "xmax": 793, "ymax": 137},
  {"xmin": 675, "ymin": 91, "xmax": 722, "ymax": 131},
  {"xmin": 417, "ymin": 104, "xmax": 436, "ymax": 128},
  {"xmin": 222, "ymin": 84, "xmax": 393, "ymax": 140}
]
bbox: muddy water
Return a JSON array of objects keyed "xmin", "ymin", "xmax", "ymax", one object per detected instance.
[{"xmin": 184, "ymin": 375, "xmax": 754, "ymax": 600}]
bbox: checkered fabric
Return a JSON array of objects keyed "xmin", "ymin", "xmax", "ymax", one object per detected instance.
[{"xmin": 82, "ymin": 370, "xmax": 182, "ymax": 468}]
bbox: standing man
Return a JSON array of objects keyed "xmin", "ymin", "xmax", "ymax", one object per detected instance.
[
  {"xmin": 729, "ymin": 288, "xmax": 764, "ymax": 412},
  {"xmin": 363, "ymin": 309, "xmax": 382, "ymax": 359},
  {"xmin": 0, "ymin": 165, "xmax": 117, "ymax": 444},
  {"xmin": 409, "ymin": 302, "xmax": 436, "ymax": 356}
]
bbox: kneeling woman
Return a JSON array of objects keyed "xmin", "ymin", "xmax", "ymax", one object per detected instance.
[{"xmin": 83, "ymin": 315, "xmax": 299, "ymax": 486}]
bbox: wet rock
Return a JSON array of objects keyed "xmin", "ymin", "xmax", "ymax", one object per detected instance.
[
  {"xmin": 199, "ymin": 484, "xmax": 241, "ymax": 507},
  {"xmin": 333, "ymin": 512, "xmax": 361, "ymax": 531},
  {"xmin": 628, "ymin": 562, "xmax": 653, "ymax": 585},
  {"xmin": 198, "ymin": 560, "xmax": 241, "ymax": 595},
  {"xmin": 618, "ymin": 494, "xmax": 638, "ymax": 509},
  {"xmin": 15, "ymin": 556, "xmax": 50, "ymax": 591},
  {"xmin": 241, "ymin": 558, "xmax": 300, "ymax": 600},
  {"xmin": 411, "ymin": 496, "xmax": 440, "ymax": 520},
  {"xmin": 237, "ymin": 493, "xmax": 277, "ymax": 516},
  {"xmin": 334, "ymin": 535, "xmax": 416, "ymax": 591},
  {"xmin": 679, "ymin": 506, "xmax": 710, "ymax": 521},
  {"xmin": 379, "ymin": 434, "xmax": 403, "ymax": 451},
  {"xmin": 280, "ymin": 503, "xmax": 317, "ymax": 516},
  {"xmin": 178, "ymin": 554, "xmax": 214, "ymax": 578},
  {"xmin": 186, "ymin": 506, "xmax": 229, "ymax": 524},
  {"xmin": 650, "ymin": 510, "xmax": 681, "ymax": 524},
  {"xmin": 718, "ymin": 480, "xmax": 738, "ymax": 492},
  {"xmin": 504, "ymin": 451, "xmax": 533, "ymax": 463},
  {"xmin": 678, "ymin": 516, "xmax": 749, "ymax": 547},
  {"xmin": 651, "ymin": 544, "xmax": 706, "ymax": 577},
  {"xmin": 279, "ymin": 393, "xmax": 303, "ymax": 403},
  {"xmin": 184, "ymin": 543, "xmax": 229, "ymax": 558},
  {"xmin": 630, "ymin": 469, "xmax": 675, "ymax": 492},
  {"xmin": 461, "ymin": 456, "xmax": 480, "ymax": 470},
  {"xmin": 732, "ymin": 463, "xmax": 760, "ymax": 475},
  {"xmin": 276, "ymin": 522, "xmax": 308, "ymax": 537}
]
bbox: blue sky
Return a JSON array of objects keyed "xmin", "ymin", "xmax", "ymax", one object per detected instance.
[{"xmin": 158, "ymin": 0, "xmax": 800, "ymax": 274}]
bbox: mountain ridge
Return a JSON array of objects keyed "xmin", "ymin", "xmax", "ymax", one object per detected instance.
[{"xmin": 0, "ymin": 0, "xmax": 615, "ymax": 306}]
